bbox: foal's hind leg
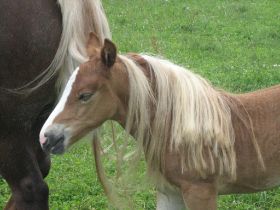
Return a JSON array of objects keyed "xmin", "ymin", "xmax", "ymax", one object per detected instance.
[
  {"xmin": 180, "ymin": 181, "xmax": 217, "ymax": 210},
  {"xmin": 156, "ymin": 189, "xmax": 186, "ymax": 210}
]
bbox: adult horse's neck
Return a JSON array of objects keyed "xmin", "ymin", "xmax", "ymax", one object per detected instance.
[{"xmin": 0, "ymin": 0, "xmax": 62, "ymax": 89}]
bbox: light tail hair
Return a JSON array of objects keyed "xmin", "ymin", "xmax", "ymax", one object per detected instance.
[
  {"xmin": 92, "ymin": 132, "xmax": 120, "ymax": 208},
  {"xmin": 16, "ymin": 0, "xmax": 111, "ymax": 94},
  {"xmin": 92, "ymin": 127, "xmax": 139, "ymax": 210}
]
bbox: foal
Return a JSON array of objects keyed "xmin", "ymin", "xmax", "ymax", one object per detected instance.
[{"xmin": 40, "ymin": 34, "xmax": 280, "ymax": 210}]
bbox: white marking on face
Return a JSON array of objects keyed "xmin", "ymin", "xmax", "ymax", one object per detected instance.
[{"xmin": 39, "ymin": 67, "xmax": 80, "ymax": 145}]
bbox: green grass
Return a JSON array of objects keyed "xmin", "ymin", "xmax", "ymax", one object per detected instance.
[{"xmin": 1, "ymin": 0, "xmax": 280, "ymax": 209}]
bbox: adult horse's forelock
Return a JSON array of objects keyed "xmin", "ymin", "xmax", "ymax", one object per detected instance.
[{"xmin": 13, "ymin": 0, "xmax": 111, "ymax": 95}]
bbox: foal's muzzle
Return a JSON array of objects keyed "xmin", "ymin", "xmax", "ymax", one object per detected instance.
[{"xmin": 42, "ymin": 125, "xmax": 66, "ymax": 154}]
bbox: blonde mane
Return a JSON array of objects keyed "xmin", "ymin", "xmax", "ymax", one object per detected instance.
[
  {"xmin": 17, "ymin": 0, "xmax": 111, "ymax": 94},
  {"xmin": 119, "ymin": 54, "xmax": 237, "ymax": 180}
]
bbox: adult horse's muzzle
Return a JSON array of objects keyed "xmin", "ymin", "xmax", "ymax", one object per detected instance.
[{"xmin": 40, "ymin": 124, "xmax": 66, "ymax": 154}]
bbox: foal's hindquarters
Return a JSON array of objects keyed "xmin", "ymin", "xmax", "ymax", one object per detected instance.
[{"xmin": 157, "ymin": 86, "xmax": 280, "ymax": 210}]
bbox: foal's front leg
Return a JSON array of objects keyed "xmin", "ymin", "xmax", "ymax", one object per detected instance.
[
  {"xmin": 181, "ymin": 181, "xmax": 217, "ymax": 210},
  {"xmin": 156, "ymin": 189, "xmax": 185, "ymax": 210}
]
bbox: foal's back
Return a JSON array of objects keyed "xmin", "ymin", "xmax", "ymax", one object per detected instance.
[{"xmin": 222, "ymin": 85, "xmax": 280, "ymax": 193}]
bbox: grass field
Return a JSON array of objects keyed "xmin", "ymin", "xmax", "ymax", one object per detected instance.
[{"xmin": 1, "ymin": 0, "xmax": 280, "ymax": 209}]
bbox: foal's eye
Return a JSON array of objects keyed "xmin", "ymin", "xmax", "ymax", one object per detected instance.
[{"xmin": 78, "ymin": 93, "xmax": 93, "ymax": 102}]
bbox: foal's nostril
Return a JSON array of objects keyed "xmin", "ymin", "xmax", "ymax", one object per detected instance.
[
  {"xmin": 42, "ymin": 132, "xmax": 56, "ymax": 151},
  {"xmin": 42, "ymin": 130, "xmax": 65, "ymax": 153},
  {"xmin": 42, "ymin": 137, "xmax": 50, "ymax": 151},
  {"xmin": 42, "ymin": 138, "xmax": 49, "ymax": 146},
  {"xmin": 44, "ymin": 132, "xmax": 57, "ymax": 144},
  {"xmin": 44, "ymin": 131, "xmax": 52, "ymax": 139}
]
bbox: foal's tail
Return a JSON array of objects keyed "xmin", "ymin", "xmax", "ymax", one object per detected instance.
[{"xmin": 21, "ymin": 0, "xmax": 111, "ymax": 94}]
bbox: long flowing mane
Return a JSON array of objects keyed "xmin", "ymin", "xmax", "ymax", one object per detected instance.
[
  {"xmin": 18, "ymin": 0, "xmax": 111, "ymax": 94},
  {"xmin": 119, "ymin": 54, "xmax": 237, "ymax": 180}
]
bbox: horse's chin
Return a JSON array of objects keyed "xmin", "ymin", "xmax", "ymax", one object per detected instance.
[
  {"xmin": 50, "ymin": 144, "xmax": 66, "ymax": 155},
  {"xmin": 50, "ymin": 138, "xmax": 69, "ymax": 155}
]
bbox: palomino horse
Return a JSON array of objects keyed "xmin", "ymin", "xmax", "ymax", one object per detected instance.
[
  {"xmin": 0, "ymin": 1, "xmax": 110, "ymax": 209},
  {"xmin": 40, "ymin": 34, "xmax": 280, "ymax": 210}
]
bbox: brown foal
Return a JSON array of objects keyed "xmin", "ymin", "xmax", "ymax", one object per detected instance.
[{"xmin": 40, "ymin": 34, "xmax": 280, "ymax": 210}]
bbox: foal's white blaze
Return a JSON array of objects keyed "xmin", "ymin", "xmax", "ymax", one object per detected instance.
[{"xmin": 39, "ymin": 67, "xmax": 80, "ymax": 145}]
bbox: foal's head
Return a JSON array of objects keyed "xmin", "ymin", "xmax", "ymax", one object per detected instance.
[{"xmin": 39, "ymin": 33, "xmax": 128, "ymax": 154}]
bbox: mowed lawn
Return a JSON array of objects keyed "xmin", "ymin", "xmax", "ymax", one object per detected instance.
[{"xmin": 1, "ymin": 0, "xmax": 280, "ymax": 209}]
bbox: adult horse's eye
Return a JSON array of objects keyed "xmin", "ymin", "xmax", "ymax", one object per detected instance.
[{"xmin": 78, "ymin": 93, "xmax": 93, "ymax": 102}]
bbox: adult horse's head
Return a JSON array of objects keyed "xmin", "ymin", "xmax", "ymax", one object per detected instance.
[{"xmin": 39, "ymin": 33, "xmax": 128, "ymax": 154}]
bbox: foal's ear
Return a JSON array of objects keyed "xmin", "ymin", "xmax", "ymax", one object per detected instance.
[
  {"xmin": 86, "ymin": 32, "xmax": 102, "ymax": 56},
  {"xmin": 101, "ymin": 39, "xmax": 117, "ymax": 68}
]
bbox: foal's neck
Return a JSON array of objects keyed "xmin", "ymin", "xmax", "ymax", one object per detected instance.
[
  {"xmin": 113, "ymin": 53, "xmax": 154, "ymax": 137},
  {"xmin": 126, "ymin": 53, "xmax": 153, "ymax": 79}
]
